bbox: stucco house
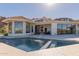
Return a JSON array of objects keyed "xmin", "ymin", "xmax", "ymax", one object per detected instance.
[{"xmin": 2, "ymin": 16, "xmax": 79, "ymax": 36}]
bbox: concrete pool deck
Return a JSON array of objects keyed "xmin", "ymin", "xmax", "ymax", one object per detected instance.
[
  {"xmin": 27, "ymin": 44, "xmax": 79, "ymax": 56},
  {"xmin": 1, "ymin": 42, "xmax": 79, "ymax": 56},
  {"xmin": 0, "ymin": 43, "xmax": 30, "ymax": 56}
]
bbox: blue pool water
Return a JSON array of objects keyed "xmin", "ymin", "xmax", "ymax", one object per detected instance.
[{"xmin": 0, "ymin": 38, "xmax": 79, "ymax": 51}]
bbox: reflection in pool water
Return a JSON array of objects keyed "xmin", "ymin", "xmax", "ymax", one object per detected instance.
[{"xmin": 0, "ymin": 38, "xmax": 79, "ymax": 52}]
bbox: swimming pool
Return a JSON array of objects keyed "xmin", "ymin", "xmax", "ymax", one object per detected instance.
[{"xmin": 0, "ymin": 38, "xmax": 79, "ymax": 52}]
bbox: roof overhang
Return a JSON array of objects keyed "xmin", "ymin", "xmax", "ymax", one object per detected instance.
[
  {"xmin": 2, "ymin": 18, "xmax": 35, "ymax": 24},
  {"xmin": 3, "ymin": 19, "xmax": 79, "ymax": 25},
  {"xmin": 35, "ymin": 20, "xmax": 79, "ymax": 25}
]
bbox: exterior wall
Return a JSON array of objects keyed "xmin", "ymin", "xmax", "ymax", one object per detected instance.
[{"xmin": 51, "ymin": 23, "xmax": 57, "ymax": 35}]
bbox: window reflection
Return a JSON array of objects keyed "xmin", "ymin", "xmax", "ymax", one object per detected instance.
[
  {"xmin": 14, "ymin": 22, "xmax": 23, "ymax": 33},
  {"xmin": 26, "ymin": 23, "xmax": 30, "ymax": 33},
  {"xmin": 57, "ymin": 24, "xmax": 76, "ymax": 34}
]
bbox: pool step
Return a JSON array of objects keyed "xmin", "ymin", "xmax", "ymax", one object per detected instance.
[{"xmin": 40, "ymin": 41, "xmax": 52, "ymax": 49}]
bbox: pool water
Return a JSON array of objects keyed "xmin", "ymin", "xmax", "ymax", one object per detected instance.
[{"xmin": 0, "ymin": 38, "xmax": 79, "ymax": 52}]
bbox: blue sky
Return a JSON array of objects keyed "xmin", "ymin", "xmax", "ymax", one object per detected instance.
[{"xmin": 0, "ymin": 3, "xmax": 79, "ymax": 19}]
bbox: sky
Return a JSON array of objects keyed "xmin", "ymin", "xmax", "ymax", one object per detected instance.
[{"xmin": 0, "ymin": 3, "xmax": 79, "ymax": 19}]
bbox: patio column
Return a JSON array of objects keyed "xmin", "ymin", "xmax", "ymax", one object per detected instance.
[
  {"xmin": 23, "ymin": 22, "xmax": 26, "ymax": 35},
  {"xmin": 51, "ymin": 23, "xmax": 57, "ymax": 35},
  {"xmin": 12, "ymin": 21, "xmax": 15, "ymax": 35},
  {"xmin": 30, "ymin": 24, "xmax": 32, "ymax": 33},
  {"xmin": 33, "ymin": 24, "xmax": 35, "ymax": 34},
  {"xmin": 76, "ymin": 24, "xmax": 79, "ymax": 34},
  {"xmin": 6, "ymin": 23, "xmax": 9, "ymax": 33}
]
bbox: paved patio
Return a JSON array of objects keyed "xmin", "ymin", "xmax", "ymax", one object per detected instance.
[
  {"xmin": 27, "ymin": 44, "xmax": 79, "ymax": 56},
  {"xmin": 0, "ymin": 34, "xmax": 79, "ymax": 56},
  {"xmin": 0, "ymin": 43, "xmax": 30, "ymax": 56},
  {"xmin": 1, "ymin": 42, "xmax": 79, "ymax": 56}
]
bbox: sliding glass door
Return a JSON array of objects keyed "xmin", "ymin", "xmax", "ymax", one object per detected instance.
[
  {"xmin": 57, "ymin": 24, "xmax": 76, "ymax": 34},
  {"xmin": 14, "ymin": 22, "xmax": 23, "ymax": 34}
]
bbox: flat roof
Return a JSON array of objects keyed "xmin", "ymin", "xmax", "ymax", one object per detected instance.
[
  {"xmin": 2, "ymin": 16, "xmax": 79, "ymax": 24},
  {"xmin": 35, "ymin": 20, "xmax": 79, "ymax": 25},
  {"xmin": 2, "ymin": 16, "xmax": 34, "ymax": 23}
]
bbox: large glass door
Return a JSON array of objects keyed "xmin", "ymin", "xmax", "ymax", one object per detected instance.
[
  {"xmin": 14, "ymin": 22, "xmax": 23, "ymax": 34},
  {"xmin": 57, "ymin": 24, "xmax": 76, "ymax": 35}
]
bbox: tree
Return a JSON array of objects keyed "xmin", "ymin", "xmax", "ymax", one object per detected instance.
[{"xmin": 0, "ymin": 22, "xmax": 7, "ymax": 34}]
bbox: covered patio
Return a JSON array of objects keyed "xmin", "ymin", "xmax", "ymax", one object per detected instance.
[{"xmin": 3, "ymin": 16, "xmax": 35, "ymax": 36}]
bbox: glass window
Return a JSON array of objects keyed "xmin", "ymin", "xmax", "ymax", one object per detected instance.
[
  {"xmin": 32, "ymin": 25, "xmax": 33, "ymax": 32},
  {"xmin": 57, "ymin": 24, "xmax": 76, "ymax": 34},
  {"xmin": 57, "ymin": 24, "xmax": 61, "ymax": 29},
  {"xmin": 14, "ymin": 22, "xmax": 23, "ymax": 33},
  {"xmin": 26, "ymin": 23, "xmax": 30, "ymax": 33},
  {"xmin": 9, "ymin": 22, "xmax": 12, "ymax": 33}
]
